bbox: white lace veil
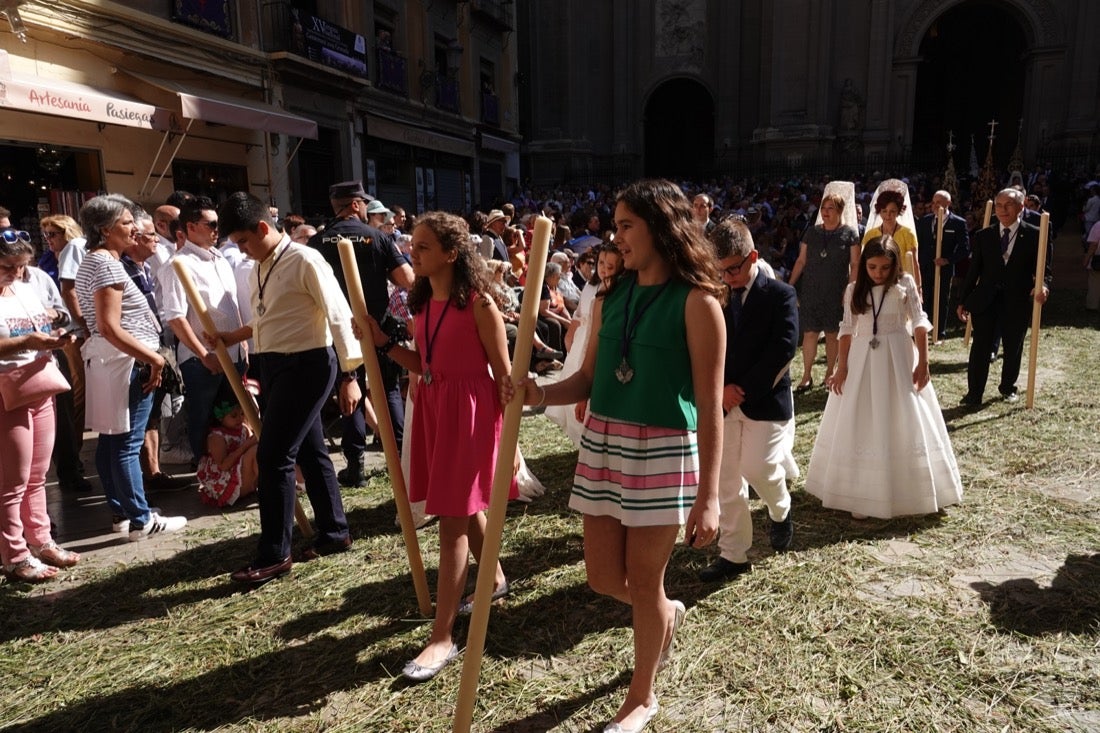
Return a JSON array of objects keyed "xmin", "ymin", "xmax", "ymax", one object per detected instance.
[
  {"xmin": 814, "ymin": 180, "xmax": 859, "ymax": 232},
  {"xmin": 865, "ymin": 178, "xmax": 916, "ymax": 234}
]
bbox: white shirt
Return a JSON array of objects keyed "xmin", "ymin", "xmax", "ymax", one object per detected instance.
[
  {"xmin": 1000, "ymin": 221, "xmax": 1020, "ymax": 263},
  {"xmin": 147, "ymin": 235, "xmax": 175, "ymax": 286},
  {"xmin": 249, "ymin": 237, "xmax": 362, "ymax": 371},
  {"xmin": 57, "ymin": 237, "xmax": 88, "ymax": 282},
  {"xmin": 159, "ymin": 240, "xmax": 243, "ymax": 363}
]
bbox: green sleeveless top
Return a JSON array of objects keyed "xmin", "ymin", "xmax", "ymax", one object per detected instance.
[{"xmin": 590, "ymin": 274, "xmax": 696, "ymax": 430}]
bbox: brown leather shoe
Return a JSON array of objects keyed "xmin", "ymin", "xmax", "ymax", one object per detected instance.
[
  {"xmin": 297, "ymin": 536, "xmax": 352, "ymax": 562},
  {"xmin": 230, "ymin": 556, "xmax": 292, "ymax": 584}
]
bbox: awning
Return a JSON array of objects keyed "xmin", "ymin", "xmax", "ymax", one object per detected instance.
[
  {"xmin": 0, "ymin": 51, "xmax": 175, "ymax": 131},
  {"xmin": 121, "ymin": 69, "xmax": 318, "ymax": 139}
]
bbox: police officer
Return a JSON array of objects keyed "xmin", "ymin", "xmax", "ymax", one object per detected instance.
[{"xmin": 310, "ymin": 181, "xmax": 415, "ymax": 485}]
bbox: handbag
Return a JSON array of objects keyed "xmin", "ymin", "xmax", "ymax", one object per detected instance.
[
  {"xmin": 0, "ymin": 355, "xmax": 71, "ymax": 410},
  {"xmin": 157, "ymin": 344, "xmax": 186, "ymax": 396}
]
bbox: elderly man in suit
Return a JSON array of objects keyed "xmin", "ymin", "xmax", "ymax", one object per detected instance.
[
  {"xmin": 957, "ymin": 188, "xmax": 1052, "ymax": 406},
  {"xmin": 698, "ymin": 218, "xmax": 800, "ymax": 582},
  {"xmin": 916, "ymin": 190, "xmax": 970, "ymax": 341}
]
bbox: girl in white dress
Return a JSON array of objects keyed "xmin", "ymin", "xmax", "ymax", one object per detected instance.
[
  {"xmin": 806, "ymin": 237, "xmax": 962, "ymax": 519},
  {"xmin": 545, "ymin": 244, "xmax": 623, "ymax": 446}
]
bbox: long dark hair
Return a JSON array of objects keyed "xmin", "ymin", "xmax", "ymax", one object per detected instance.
[
  {"xmin": 406, "ymin": 212, "xmax": 490, "ymax": 314},
  {"xmin": 850, "ymin": 236, "xmax": 901, "ymax": 315},
  {"xmin": 612, "ymin": 179, "xmax": 726, "ymax": 304}
]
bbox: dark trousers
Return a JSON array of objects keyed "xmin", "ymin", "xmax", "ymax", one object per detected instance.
[
  {"xmin": 52, "ymin": 347, "xmax": 83, "ymax": 482},
  {"xmin": 967, "ymin": 297, "xmax": 1028, "ymax": 398},
  {"xmin": 254, "ymin": 348, "xmax": 348, "ymax": 564},
  {"xmin": 342, "ymin": 358, "xmax": 404, "ymax": 465}
]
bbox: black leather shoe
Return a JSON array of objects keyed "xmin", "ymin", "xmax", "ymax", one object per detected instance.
[
  {"xmin": 297, "ymin": 536, "xmax": 352, "ymax": 562},
  {"xmin": 534, "ymin": 347, "xmax": 564, "ymax": 361},
  {"xmin": 959, "ymin": 394, "xmax": 982, "ymax": 407},
  {"xmin": 59, "ymin": 476, "xmax": 94, "ymax": 493},
  {"xmin": 770, "ymin": 512, "xmax": 794, "ymax": 551},
  {"xmin": 698, "ymin": 557, "xmax": 751, "ymax": 582},
  {"xmin": 337, "ymin": 461, "xmax": 366, "ymax": 487},
  {"xmin": 231, "ymin": 556, "xmax": 292, "ymax": 584}
]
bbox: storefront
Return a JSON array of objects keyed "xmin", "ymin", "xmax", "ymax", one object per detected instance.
[
  {"xmin": 362, "ymin": 113, "xmax": 475, "ymax": 215},
  {"xmin": 0, "ymin": 46, "xmax": 318, "ymax": 238}
]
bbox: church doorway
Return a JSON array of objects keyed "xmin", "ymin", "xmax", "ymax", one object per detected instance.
[
  {"xmin": 912, "ymin": 0, "xmax": 1027, "ymax": 169},
  {"xmin": 643, "ymin": 78, "xmax": 714, "ymax": 179}
]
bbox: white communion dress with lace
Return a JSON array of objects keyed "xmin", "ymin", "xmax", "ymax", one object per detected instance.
[{"xmin": 805, "ymin": 274, "xmax": 963, "ymax": 518}]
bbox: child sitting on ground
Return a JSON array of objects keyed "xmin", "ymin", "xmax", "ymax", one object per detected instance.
[{"xmin": 197, "ymin": 400, "xmax": 259, "ymax": 507}]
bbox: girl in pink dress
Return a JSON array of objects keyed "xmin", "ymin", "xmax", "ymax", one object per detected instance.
[
  {"xmin": 197, "ymin": 401, "xmax": 259, "ymax": 507},
  {"xmin": 368, "ymin": 211, "xmax": 515, "ymax": 682}
]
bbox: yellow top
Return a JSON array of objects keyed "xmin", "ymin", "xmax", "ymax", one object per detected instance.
[{"xmin": 862, "ymin": 225, "xmax": 918, "ymax": 277}]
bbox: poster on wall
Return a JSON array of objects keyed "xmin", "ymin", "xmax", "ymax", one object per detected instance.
[
  {"xmin": 415, "ymin": 167, "xmax": 425, "ymax": 214},
  {"xmin": 173, "ymin": 0, "xmax": 233, "ymax": 38},
  {"xmin": 365, "ymin": 159, "xmax": 377, "ymax": 197},
  {"xmin": 425, "ymin": 168, "xmax": 436, "ymax": 211},
  {"xmin": 289, "ymin": 9, "xmax": 367, "ymax": 78}
]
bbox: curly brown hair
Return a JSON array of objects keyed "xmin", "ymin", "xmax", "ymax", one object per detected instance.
[
  {"xmin": 406, "ymin": 211, "xmax": 491, "ymax": 314},
  {"xmin": 612, "ymin": 179, "xmax": 726, "ymax": 305},
  {"xmin": 873, "ymin": 189, "xmax": 906, "ymax": 214}
]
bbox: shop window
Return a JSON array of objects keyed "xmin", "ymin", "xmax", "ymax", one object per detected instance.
[{"xmin": 0, "ymin": 142, "xmax": 102, "ymax": 251}]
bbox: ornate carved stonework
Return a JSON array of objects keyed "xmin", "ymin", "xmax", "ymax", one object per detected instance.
[
  {"xmin": 896, "ymin": 0, "xmax": 1063, "ymax": 57},
  {"xmin": 655, "ymin": 0, "xmax": 705, "ymax": 68}
]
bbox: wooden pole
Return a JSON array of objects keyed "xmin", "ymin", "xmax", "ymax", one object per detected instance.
[
  {"xmin": 336, "ymin": 240, "xmax": 433, "ymax": 616},
  {"xmin": 965, "ymin": 200, "xmax": 993, "ymax": 348},
  {"xmin": 170, "ymin": 259, "xmax": 313, "ymax": 537},
  {"xmin": 452, "ymin": 216, "xmax": 553, "ymax": 733},
  {"xmin": 1025, "ymin": 211, "xmax": 1050, "ymax": 409},
  {"xmin": 932, "ymin": 206, "xmax": 945, "ymax": 344}
]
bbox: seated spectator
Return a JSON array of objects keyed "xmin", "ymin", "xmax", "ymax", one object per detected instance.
[
  {"xmin": 538, "ymin": 262, "xmax": 572, "ymax": 355},
  {"xmin": 551, "ymin": 251, "xmax": 582, "ymax": 311}
]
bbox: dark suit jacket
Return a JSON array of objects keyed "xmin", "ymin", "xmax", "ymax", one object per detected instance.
[
  {"xmin": 916, "ymin": 211, "xmax": 969, "ymax": 280},
  {"xmin": 723, "ymin": 269, "xmax": 799, "ymax": 422},
  {"xmin": 959, "ymin": 221, "xmax": 1052, "ymax": 317},
  {"xmin": 488, "ymin": 233, "xmax": 509, "ymax": 262}
]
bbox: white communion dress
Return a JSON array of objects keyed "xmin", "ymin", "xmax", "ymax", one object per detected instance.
[{"xmin": 805, "ymin": 274, "xmax": 963, "ymax": 518}]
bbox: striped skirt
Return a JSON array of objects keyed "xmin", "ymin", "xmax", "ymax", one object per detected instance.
[{"xmin": 569, "ymin": 413, "xmax": 699, "ymax": 527}]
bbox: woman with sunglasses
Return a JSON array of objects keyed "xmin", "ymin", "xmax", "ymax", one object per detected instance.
[
  {"xmin": 0, "ymin": 232, "xmax": 82, "ymax": 582},
  {"xmin": 38, "ymin": 215, "xmax": 94, "ymax": 493}
]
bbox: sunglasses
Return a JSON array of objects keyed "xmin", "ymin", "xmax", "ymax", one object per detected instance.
[{"xmin": 1, "ymin": 230, "xmax": 31, "ymax": 244}]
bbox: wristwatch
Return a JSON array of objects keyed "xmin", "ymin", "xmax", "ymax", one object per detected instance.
[{"xmin": 341, "ymin": 370, "xmax": 358, "ymax": 382}]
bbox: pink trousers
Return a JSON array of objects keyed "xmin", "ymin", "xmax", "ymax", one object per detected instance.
[{"xmin": 0, "ymin": 396, "xmax": 56, "ymax": 566}]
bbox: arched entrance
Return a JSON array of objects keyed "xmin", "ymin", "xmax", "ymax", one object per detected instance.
[
  {"xmin": 644, "ymin": 78, "xmax": 714, "ymax": 179},
  {"xmin": 912, "ymin": 1, "xmax": 1027, "ymax": 168}
]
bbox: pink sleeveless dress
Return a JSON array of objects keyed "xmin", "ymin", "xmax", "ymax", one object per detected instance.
[{"xmin": 409, "ymin": 294, "xmax": 516, "ymax": 516}]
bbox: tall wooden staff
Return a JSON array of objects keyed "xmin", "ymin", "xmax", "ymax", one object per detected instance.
[
  {"xmin": 965, "ymin": 200, "xmax": 994, "ymax": 348},
  {"xmin": 336, "ymin": 240, "xmax": 432, "ymax": 616},
  {"xmin": 171, "ymin": 259, "xmax": 313, "ymax": 536},
  {"xmin": 932, "ymin": 205, "xmax": 946, "ymax": 343},
  {"xmin": 453, "ymin": 216, "xmax": 552, "ymax": 733},
  {"xmin": 1026, "ymin": 212, "xmax": 1050, "ymax": 408}
]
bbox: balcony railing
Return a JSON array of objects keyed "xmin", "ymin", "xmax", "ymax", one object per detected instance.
[
  {"xmin": 437, "ymin": 76, "xmax": 460, "ymax": 113},
  {"xmin": 469, "ymin": 0, "xmax": 513, "ymax": 30},
  {"xmin": 481, "ymin": 92, "xmax": 500, "ymax": 126},
  {"xmin": 377, "ymin": 48, "xmax": 408, "ymax": 96}
]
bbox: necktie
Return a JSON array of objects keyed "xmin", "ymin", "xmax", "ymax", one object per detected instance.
[
  {"xmin": 728, "ymin": 287, "xmax": 746, "ymax": 334},
  {"xmin": 1000, "ymin": 228, "xmax": 1010, "ymax": 257}
]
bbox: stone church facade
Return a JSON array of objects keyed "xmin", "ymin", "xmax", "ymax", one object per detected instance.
[{"xmin": 516, "ymin": 0, "xmax": 1099, "ymax": 184}]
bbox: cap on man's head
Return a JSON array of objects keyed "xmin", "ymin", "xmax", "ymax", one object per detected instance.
[
  {"xmin": 486, "ymin": 209, "xmax": 508, "ymax": 226},
  {"xmin": 329, "ymin": 180, "xmax": 372, "ymax": 201},
  {"xmin": 365, "ymin": 200, "xmax": 391, "ymax": 216}
]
